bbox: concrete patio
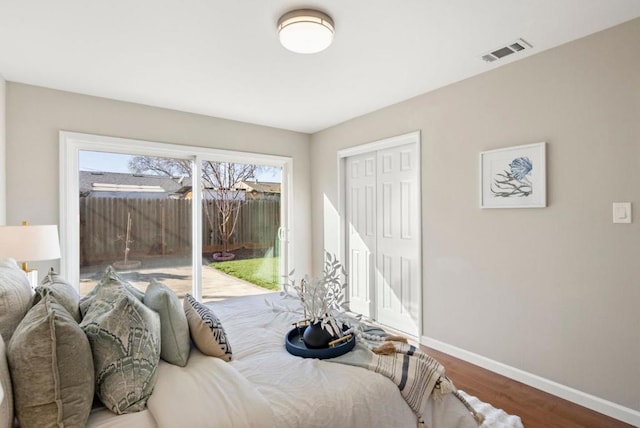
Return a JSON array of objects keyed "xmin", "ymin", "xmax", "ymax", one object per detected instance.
[{"xmin": 79, "ymin": 263, "xmax": 277, "ymax": 302}]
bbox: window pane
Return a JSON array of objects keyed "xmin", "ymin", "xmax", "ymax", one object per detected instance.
[
  {"xmin": 201, "ymin": 161, "xmax": 281, "ymax": 300},
  {"xmin": 78, "ymin": 151, "xmax": 193, "ymax": 297}
]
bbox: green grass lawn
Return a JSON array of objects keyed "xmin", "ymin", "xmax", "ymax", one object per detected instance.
[{"xmin": 211, "ymin": 257, "xmax": 280, "ymax": 290}]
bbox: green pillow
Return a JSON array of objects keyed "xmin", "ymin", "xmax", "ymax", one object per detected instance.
[
  {"xmin": 80, "ymin": 279, "xmax": 160, "ymax": 414},
  {"xmin": 34, "ymin": 269, "xmax": 81, "ymax": 322},
  {"xmin": 0, "ymin": 258, "xmax": 33, "ymax": 343},
  {"xmin": 80, "ymin": 265, "xmax": 144, "ymax": 317},
  {"xmin": 7, "ymin": 295, "xmax": 94, "ymax": 428},
  {"xmin": 144, "ymin": 279, "xmax": 190, "ymax": 367}
]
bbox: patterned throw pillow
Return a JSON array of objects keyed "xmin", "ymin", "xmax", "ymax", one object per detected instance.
[
  {"xmin": 0, "ymin": 258, "xmax": 33, "ymax": 343},
  {"xmin": 80, "ymin": 266, "xmax": 144, "ymax": 317},
  {"xmin": 144, "ymin": 279, "xmax": 190, "ymax": 367},
  {"xmin": 8, "ymin": 295, "xmax": 94, "ymax": 427},
  {"xmin": 183, "ymin": 294, "xmax": 232, "ymax": 362},
  {"xmin": 80, "ymin": 279, "xmax": 160, "ymax": 414},
  {"xmin": 34, "ymin": 269, "xmax": 81, "ymax": 322}
]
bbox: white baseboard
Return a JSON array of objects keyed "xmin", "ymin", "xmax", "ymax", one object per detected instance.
[{"xmin": 421, "ymin": 336, "xmax": 640, "ymax": 427}]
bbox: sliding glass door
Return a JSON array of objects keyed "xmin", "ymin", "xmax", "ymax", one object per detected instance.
[
  {"xmin": 200, "ymin": 160, "xmax": 283, "ymax": 300},
  {"xmin": 77, "ymin": 151, "xmax": 193, "ymax": 297},
  {"xmin": 61, "ymin": 132, "xmax": 291, "ymax": 301}
]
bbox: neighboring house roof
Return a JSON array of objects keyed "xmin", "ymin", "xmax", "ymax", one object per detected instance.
[
  {"xmin": 80, "ymin": 173, "xmax": 282, "ymax": 199},
  {"xmin": 177, "ymin": 187, "xmax": 247, "ymax": 201},
  {"xmin": 177, "ymin": 181, "xmax": 281, "ymax": 200},
  {"xmin": 235, "ymin": 181, "xmax": 281, "ymax": 194},
  {"xmin": 79, "ymin": 171, "xmax": 183, "ymax": 198}
]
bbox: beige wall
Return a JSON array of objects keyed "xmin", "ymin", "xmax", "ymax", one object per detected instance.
[
  {"xmin": 311, "ymin": 18, "xmax": 640, "ymax": 412},
  {"xmin": 0, "ymin": 76, "xmax": 5, "ymax": 225},
  {"xmin": 5, "ymin": 83, "xmax": 311, "ymax": 277}
]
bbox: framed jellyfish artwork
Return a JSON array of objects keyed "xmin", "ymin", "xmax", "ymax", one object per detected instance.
[{"xmin": 480, "ymin": 142, "xmax": 546, "ymax": 208}]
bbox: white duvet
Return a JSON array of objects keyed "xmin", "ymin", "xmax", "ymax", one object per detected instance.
[
  {"xmin": 217, "ymin": 297, "xmax": 419, "ymax": 428},
  {"xmin": 88, "ymin": 292, "xmax": 523, "ymax": 428},
  {"xmin": 211, "ymin": 293, "xmax": 479, "ymax": 428},
  {"xmin": 87, "ymin": 349, "xmax": 274, "ymax": 428}
]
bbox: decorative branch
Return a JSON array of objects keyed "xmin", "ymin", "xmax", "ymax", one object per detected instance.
[{"xmin": 281, "ymin": 251, "xmax": 349, "ymax": 335}]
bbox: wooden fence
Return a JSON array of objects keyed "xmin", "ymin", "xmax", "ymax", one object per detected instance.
[{"xmin": 79, "ymin": 197, "xmax": 280, "ymax": 265}]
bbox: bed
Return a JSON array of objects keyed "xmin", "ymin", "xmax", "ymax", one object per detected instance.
[
  {"xmin": 210, "ymin": 292, "xmax": 476, "ymax": 428},
  {"xmin": 87, "ymin": 292, "xmax": 523, "ymax": 428}
]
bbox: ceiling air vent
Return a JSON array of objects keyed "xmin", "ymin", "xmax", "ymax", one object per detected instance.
[{"xmin": 482, "ymin": 38, "xmax": 532, "ymax": 63}]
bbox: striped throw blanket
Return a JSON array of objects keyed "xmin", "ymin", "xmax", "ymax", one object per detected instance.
[{"xmin": 329, "ymin": 329, "xmax": 483, "ymax": 426}]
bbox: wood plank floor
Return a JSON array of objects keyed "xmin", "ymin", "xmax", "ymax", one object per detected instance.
[{"xmin": 420, "ymin": 345, "xmax": 634, "ymax": 428}]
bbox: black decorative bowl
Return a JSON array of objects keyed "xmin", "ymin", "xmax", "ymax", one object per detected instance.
[{"xmin": 285, "ymin": 325, "xmax": 355, "ymax": 359}]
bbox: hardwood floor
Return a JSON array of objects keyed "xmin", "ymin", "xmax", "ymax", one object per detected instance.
[{"xmin": 420, "ymin": 345, "xmax": 634, "ymax": 428}]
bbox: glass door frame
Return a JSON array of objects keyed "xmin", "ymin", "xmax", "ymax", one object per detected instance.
[{"xmin": 60, "ymin": 131, "xmax": 292, "ymax": 300}]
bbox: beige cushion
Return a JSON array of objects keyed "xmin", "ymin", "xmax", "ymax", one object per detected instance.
[
  {"xmin": 80, "ymin": 265, "xmax": 144, "ymax": 317},
  {"xmin": 7, "ymin": 295, "xmax": 94, "ymax": 428},
  {"xmin": 0, "ymin": 258, "xmax": 33, "ymax": 343},
  {"xmin": 34, "ymin": 269, "xmax": 81, "ymax": 322},
  {"xmin": 184, "ymin": 294, "xmax": 232, "ymax": 362},
  {"xmin": 144, "ymin": 279, "xmax": 190, "ymax": 367},
  {"xmin": 80, "ymin": 279, "xmax": 160, "ymax": 414},
  {"xmin": 0, "ymin": 335, "xmax": 13, "ymax": 428}
]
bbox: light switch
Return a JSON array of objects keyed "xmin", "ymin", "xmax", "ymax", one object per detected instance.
[{"xmin": 612, "ymin": 202, "xmax": 631, "ymax": 224}]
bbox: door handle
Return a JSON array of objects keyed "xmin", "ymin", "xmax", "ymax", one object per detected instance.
[{"xmin": 278, "ymin": 227, "xmax": 288, "ymax": 241}]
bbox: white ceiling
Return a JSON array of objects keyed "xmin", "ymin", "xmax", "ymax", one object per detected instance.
[{"xmin": 1, "ymin": 1, "xmax": 639, "ymax": 133}]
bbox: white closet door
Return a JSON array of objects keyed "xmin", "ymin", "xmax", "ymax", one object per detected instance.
[
  {"xmin": 346, "ymin": 153, "xmax": 377, "ymax": 318},
  {"xmin": 345, "ymin": 136, "xmax": 421, "ymax": 336},
  {"xmin": 375, "ymin": 143, "xmax": 420, "ymax": 336}
]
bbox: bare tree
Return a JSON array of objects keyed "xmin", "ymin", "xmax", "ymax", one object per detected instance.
[
  {"xmin": 128, "ymin": 157, "xmax": 192, "ymax": 179},
  {"xmin": 129, "ymin": 156, "xmax": 259, "ymax": 258},
  {"xmin": 202, "ymin": 162, "xmax": 258, "ymax": 258}
]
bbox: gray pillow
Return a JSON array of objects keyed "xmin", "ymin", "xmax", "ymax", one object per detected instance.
[
  {"xmin": 0, "ymin": 258, "xmax": 34, "ymax": 343},
  {"xmin": 7, "ymin": 295, "xmax": 94, "ymax": 428},
  {"xmin": 80, "ymin": 279, "xmax": 161, "ymax": 414},
  {"xmin": 0, "ymin": 335, "xmax": 13, "ymax": 428},
  {"xmin": 184, "ymin": 294, "xmax": 232, "ymax": 362},
  {"xmin": 34, "ymin": 269, "xmax": 81, "ymax": 322},
  {"xmin": 80, "ymin": 265, "xmax": 144, "ymax": 317},
  {"xmin": 144, "ymin": 279, "xmax": 190, "ymax": 367}
]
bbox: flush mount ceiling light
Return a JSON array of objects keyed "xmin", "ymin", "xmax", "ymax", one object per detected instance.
[{"xmin": 277, "ymin": 9, "xmax": 335, "ymax": 54}]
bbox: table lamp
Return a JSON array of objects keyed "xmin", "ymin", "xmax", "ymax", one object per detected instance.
[{"xmin": 0, "ymin": 222, "xmax": 61, "ymax": 288}]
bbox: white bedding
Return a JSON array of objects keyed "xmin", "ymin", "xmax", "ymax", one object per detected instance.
[
  {"xmin": 87, "ymin": 349, "xmax": 274, "ymax": 428},
  {"xmin": 87, "ymin": 292, "xmax": 523, "ymax": 428},
  {"xmin": 209, "ymin": 293, "xmax": 480, "ymax": 428}
]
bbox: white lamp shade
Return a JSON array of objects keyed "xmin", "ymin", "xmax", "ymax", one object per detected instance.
[
  {"xmin": 0, "ymin": 225, "xmax": 61, "ymax": 262},
  {"xmin": 278, "ymin": 9, "xmax": 334, "ymax": 54}
]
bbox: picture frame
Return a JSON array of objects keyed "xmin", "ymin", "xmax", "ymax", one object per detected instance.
[{"xmin": 480, "ymin": 142, "xmax": 546, "ymax": 208}]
